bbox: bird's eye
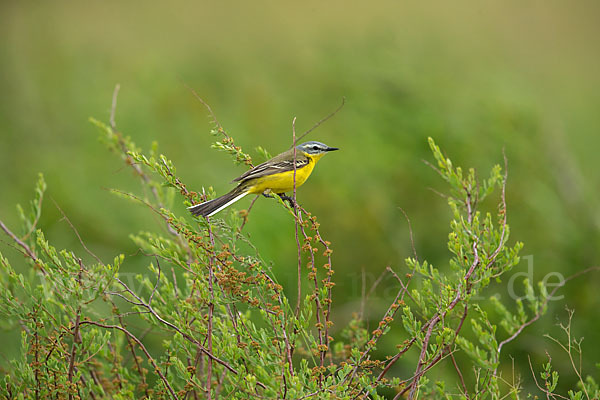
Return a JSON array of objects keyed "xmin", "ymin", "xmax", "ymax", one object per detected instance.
[{"xmin": 312, "ymin": 146, "xmax": 319, "ymax": 150}]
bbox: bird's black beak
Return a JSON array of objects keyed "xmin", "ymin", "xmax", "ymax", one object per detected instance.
[{"xmin": 326, "ymin": 147, "xmax": 339, "ymax": 152}]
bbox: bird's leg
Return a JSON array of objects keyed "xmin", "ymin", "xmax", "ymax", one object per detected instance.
[
  {"xmin": 262, "ymin": 192, "xmax": 275, "ymax": 199},
  {"xmin": 277, "ymin": 193, "xmax": 296, "ymax": 208}
]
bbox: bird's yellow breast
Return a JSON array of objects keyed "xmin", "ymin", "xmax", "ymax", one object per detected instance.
[{"xmin": 247, "ymin": 153, "xmax": 322, "ymax": 195}]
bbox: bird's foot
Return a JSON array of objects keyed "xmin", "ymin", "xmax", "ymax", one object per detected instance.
[
  {"xmin": 262, "ymin": 191, "xmax": 297, "ymax": 208},
  {"xmin": 277, "ymin": 193, "xmax": 296, "ymax": 208}
]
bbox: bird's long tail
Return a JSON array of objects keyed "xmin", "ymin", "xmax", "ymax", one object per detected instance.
[{"xmin": 188, "ymin": 187, "xmax": 249, "ymax": 217}]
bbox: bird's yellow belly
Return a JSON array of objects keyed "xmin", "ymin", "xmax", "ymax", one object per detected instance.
[{"xmin": 248, "ymin": 162, "xmax": 315, "ymax": 194}]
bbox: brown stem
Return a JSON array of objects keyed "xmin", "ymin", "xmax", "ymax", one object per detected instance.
[
  {"xmin": 406, "ymin": 244, "xmax": 479, "ymax": 398},
  {"xmin": 113, "ymin": 306, "xmax": 149, "ymax": 397},
  {"xmin": 348, "ymin": 210, "xmax": 419, "ymax": 388},
  {"xmin": 207, "ymin": 227, "xmax": 216, "ymax": 400},
  {"xmin": 0, "ymin": 220, "xmax": 43, "ymax": 272},
  {"xmin": 451, "ymin": 346, "xmax": 468, "ymax": 397},
  {"xmin": 80, "ymin": 320, "xmax": 179, "ymax": 400},
  {"xmin": 111, "ymin": 276, "xmax": 238, "ymax": 374},
  {"xmin": 34, "ymin": 318, "xmax": 40, "ymax": 400},
  {"xmin": 292, "ymin": 116, "xmax": 302, "ymax": 319},
  {"xmin": 67, "ymin": 262, "xmax": 84, "ymax": 399}
]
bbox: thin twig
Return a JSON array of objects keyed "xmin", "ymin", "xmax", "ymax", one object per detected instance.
[
  {"xmin": 482, "ymin": 152, "xmax": 509, "ymax": 272},
  {"xmin": 110, "ymin": 84, "xmax": 120, "ymax": 130},
  {"xmin": 148, "ymin": 257, "xmax": 162, "ymax": 307},
  {"xmin": 451, "ymin": 348, "xmax": 468, "ymax": 397},
  {"xmin": 34, "ymin": 308, "xmax": 41, "ymax": 400},
  {"xmin": 206, "ymin": 226, "xmax": 216, "ymax": 400},
  {"xmin": 296, "ymin": 204, "xmax": 336, "ymax": 369},
  {"xmin": 238, "ymin": 195, "xmax": 260, "ymax": 232},
  {"xmin": 546, "ymin": 309, "xmax": 590, "ymax": 400},
  {"xmin": 111, "ymin": 276, "xmax": 238, "ymax": 374},
  {"xmin": 359, "ymin": 268, "xmax": 367, "ymax": 320},
  {"xmin": 67, "ymin": 261, "xmax": 84, "ymax": 400},
  {"xmin": 295, "ymin": 207, "xmax": 327, "ymax": 383},
  {"xmin": 292, "ymin": 97, "xmax": 345, "ymax": 146},
  {"xmin": 391, "ymin": 348, "xmax": 460, "ymax": 400},
  {"xmin": 105, "ymin": 86, "xmax": 183, "ymax": 238},
  {"xmin": 366, "ymin": 268, "xmax": 389, "ymax": 301},
  {"xmin": 527, "ymin": 355, "xmax": 568, "ymax": 400},
  {"xmin": 375, "ymin": 336, "xmax": 418, "ymax": 382},
  {"xmin": 292, "ymin": 117, "xmax": 302, "ymax": 319},
  {"xmin": 0, "ymin": 220, "xmax": 43, "ymax": 271},
  {"xmin": 408, "ymin": 313, "xmax": 440, "ymax": 398},
  {"xmin": 406, "ymin": 243, "xmax": 480, "ymax": 398},
  {"xmin": 111, "ymin": 300, "xmax": 150, "ymax": 397},
  {"xmin": 495, "ymin": 266, "xmax": 600, "ymax": 366},
  {"xmin": 184, "ymin": 84, "xmax": 227, "ymax": 138},
  {"xmin": 348, "ymin": 208, "xmax": 421, "ymax": 390},
  {"xmin": 80, "ymin": 320, "xmax": 180, "ymax": 400},
  {"xmin": 214, "ymin": 369, "xmax": 227, "ymax": 399},
  {"xmin": 398, "ymin": 207, "xmax": 418, "ymax": 262},
  {"xmin": 53, "ymin": 199, "xmax": 103, "ymax": 265},
  {"xmin": 386, "ymin": 267, "xmax": 418, "ymax": 305}
]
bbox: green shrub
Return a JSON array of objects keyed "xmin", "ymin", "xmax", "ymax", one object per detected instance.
[{"xmin": 1, "ymin": 96, "xmax": 598, "ymax": 399}]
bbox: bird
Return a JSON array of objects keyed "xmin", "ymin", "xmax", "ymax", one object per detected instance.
[{"xmin": 188, "ymin": 140, "xmax": 339, "ymax": 218}]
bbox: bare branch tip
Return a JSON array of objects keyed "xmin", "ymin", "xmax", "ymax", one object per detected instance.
[
  {"xmin": 110, "ymin": 84, "xmax": 121, "ymax": 130},
  {"xmin": 293, "ymin": 97, "xmax": 346, "ymax": 146}
]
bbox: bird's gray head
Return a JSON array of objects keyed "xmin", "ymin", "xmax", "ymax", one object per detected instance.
[{"xmin": 296, "ymin": 141, "xmax": 339, "ymax": 155}]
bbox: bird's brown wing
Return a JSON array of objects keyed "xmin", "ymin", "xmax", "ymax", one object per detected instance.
[{"xmin": 232, "ymin": 152, "xmax": 310, "ymax": 183}]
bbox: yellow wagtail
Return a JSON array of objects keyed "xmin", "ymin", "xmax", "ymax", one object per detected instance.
[{"xmin": 188, "ymin": 141, "xmax": 339, "ymax": 217}]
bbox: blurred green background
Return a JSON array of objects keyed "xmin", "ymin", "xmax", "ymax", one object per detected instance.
[{"xmin": 1, "ymin": 0, "xmax": 599, "ymax": 394}]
